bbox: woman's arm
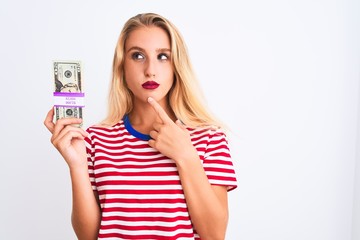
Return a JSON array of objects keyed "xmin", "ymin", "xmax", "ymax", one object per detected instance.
[
  {"xmin": 176, "ymin": 153, "xmax": 229, "ymax": 240},
  {"xmin": 147, "ymin": 98, "xmax": 229, "ymax": 239},
  {"xmin": 44, "ymin": 108, "xmax": 101, "ymax": 240},
  {"xmin": 69, "ymin": 166, "xmax": 101, "ymax": 240}
]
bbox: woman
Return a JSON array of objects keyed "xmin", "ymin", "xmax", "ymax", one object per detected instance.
[{"xmin": 45, "ymin": 13, "xmax": 237, "ymax": 240}]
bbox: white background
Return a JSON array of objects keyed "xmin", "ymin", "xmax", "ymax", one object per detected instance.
[{"xmin": 0, "ymin": 0, "xmax": 359, "ymax": 239}]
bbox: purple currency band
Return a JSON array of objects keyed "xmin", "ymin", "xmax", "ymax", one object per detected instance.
[
  {"xmin": 53, "ymin": 92, "xmax": 85, "ymax": 108},
  {"xmin": 53, "ymin": 92, "xmax": 85, "ymax": 97}
]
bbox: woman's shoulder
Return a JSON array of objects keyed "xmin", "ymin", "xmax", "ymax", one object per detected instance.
[
  {"xmin": 188, "ymin": 125, "xmax": 227, "ymax": 139},
  {"xmin": 85, "ymin": 120, "xmax": 125, "ymax": 135}
]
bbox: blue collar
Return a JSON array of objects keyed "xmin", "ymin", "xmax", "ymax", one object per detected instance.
[{"xmin": 123, "ymin": 114, "xmax": 151, "ymax": 141}]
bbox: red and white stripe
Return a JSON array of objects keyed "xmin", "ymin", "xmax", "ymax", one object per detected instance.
[{"xmin": 85, "ymin": 121, "xmax": 237, "ymax": 239}]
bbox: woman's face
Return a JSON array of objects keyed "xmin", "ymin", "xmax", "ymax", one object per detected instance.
[{"xmin": 124, "ymin": 26, "xmax": 174, "ymax": 106}]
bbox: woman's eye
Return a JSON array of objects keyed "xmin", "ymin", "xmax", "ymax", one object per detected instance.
[
  {"xmin": 158, "ymin": 53, "xmax": 169, "ymax": 61},
  {"xmin": 131, "ymin": 52, "xmax": 145, "ymax": 60}
]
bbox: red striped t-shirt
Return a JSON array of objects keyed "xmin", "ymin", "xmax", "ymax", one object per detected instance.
[{"xmin": 85, "ymin": 116, "xmax": 237, "ymax": 239}]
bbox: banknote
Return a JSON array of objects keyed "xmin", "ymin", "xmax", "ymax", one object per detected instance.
[{"xmin": 53, "ymin": 60, "xmax": 84, "ymax": 126}]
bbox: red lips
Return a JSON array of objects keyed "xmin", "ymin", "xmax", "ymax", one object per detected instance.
[{"xmin": 142, "ymin": 81, "xmax": 159, "ymax": 90}]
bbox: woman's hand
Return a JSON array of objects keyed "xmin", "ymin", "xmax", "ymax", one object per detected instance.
[
  {"xmin": 148, "ymin": 98, "xmax": 229, "ymax": 239},
  {"xmin": 44, "ymin": 108, "xmax": 88, "ymax": 169},
  {"xmin": 147, "ymin": 97, "xmax": 198, "ymax": 163}
]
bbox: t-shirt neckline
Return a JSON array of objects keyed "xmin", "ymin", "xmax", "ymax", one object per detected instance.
[{"xmin": 123, "ymin": 114, "xmax": 151, "ymax": 141}]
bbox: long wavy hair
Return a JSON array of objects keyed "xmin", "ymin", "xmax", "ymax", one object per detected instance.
[{"xmin": 102, "ymin": 13, "xmax": 222, "ymax": 128}]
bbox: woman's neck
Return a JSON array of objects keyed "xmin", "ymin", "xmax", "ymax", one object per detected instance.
[{"xmin": 127, "ymin": 98, "xmax": 176, "ymax": 134}]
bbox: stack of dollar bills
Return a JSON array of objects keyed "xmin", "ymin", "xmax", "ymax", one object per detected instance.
[{"xmin": 53, "ymin": 61, "xmax": 84, "ymax": 125}]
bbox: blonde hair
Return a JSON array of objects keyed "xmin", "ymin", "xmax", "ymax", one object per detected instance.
[{"xmin": 102, "ymin": 13, "xmax": 222, "ymax": 129}]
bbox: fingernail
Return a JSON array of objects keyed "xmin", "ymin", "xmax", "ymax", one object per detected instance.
[{"xmin": 147, "ymin": 97, "xmax": 153, "ymax": 103}]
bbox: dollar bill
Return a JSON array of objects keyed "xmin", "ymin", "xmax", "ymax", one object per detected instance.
[{"xmin": 53, "ymin": 60, "xmax": 84, "ymax": 125}]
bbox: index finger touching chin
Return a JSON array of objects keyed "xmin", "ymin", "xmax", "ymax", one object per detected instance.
[{"xmin": 147, "ymin": 97, "xmax": 170, "ymax": 123}]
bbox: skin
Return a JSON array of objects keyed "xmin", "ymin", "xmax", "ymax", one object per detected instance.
[
  {"xmin": 44, "ymin": 111, "xmax": 101, "ymax": 240},
  {"xmin": 44, "ymin": 25, "xmax": 229, "ymax": 240},
  {"xmin": 124, "ymin": 26, "xmax": 176, "ymax": 131}
]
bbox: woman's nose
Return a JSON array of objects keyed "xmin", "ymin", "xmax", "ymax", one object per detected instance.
[{"xmin": 145, "ymin": 58, "xmax": 156, "ymax": 78}]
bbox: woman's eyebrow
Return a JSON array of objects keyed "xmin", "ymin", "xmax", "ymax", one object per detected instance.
[
  {"xmin": 126, "ymin": 46, "xmax": 171, "ymax": 53},
  {"xmin": 156, "ymin": 48, "xmax": 171, "ymax": 53},
  {"xmin": 126, "ymin": 46, "xmax": 144, "ymax": 53}
]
